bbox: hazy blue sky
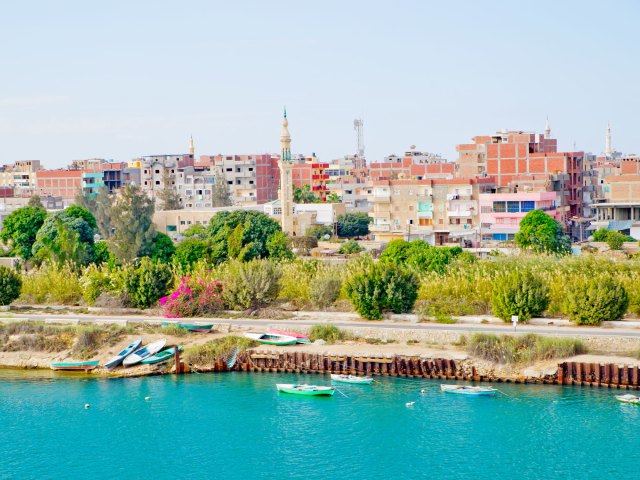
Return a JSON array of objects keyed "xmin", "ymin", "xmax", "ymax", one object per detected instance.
[{"xmin": 0, "ymin": 0, "xmax": 638, "ymax": 167}]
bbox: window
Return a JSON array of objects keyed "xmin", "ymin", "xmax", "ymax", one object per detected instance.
[
  {"xmin": 155, "ymin": 170, "xmax": 160, "ymax": 174},
  {"xmin": 521, "ymin": 200, "xmax": 535, "ymax": 212},
  {"xmin": 467, "ymin": 219, "xmax": 472, "ymax": 224},
  {"xmin": 249, "ymin": 181, "xmax": 254, "ymax": 185},
  {"xmin": 226, "ymin": 168, "xmax": 232, "ymax": 172},
  {"xmin": 248, "ymin": 168, "xmax": 254, "ymax": 172},
  {"xmin": 419, "ymin": 218, "xmax": 432, "ymax": 226},
  {"xmin": 227, "ymin": 181, "xmax": 232, "ymax": 185},
  {"xmin": 155, "ymin": 181, "xmax": 160, "ymax": 185},
  {"xmin": 493, "ymin": 201, "xmax": 506, "ymax": 212},
  {"xmin": 507, "ymin": 201, "xmax": 519, "ymax": 213}
]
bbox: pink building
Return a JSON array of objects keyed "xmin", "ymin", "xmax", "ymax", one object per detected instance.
[{"xmin": 479, "ymin": 191, "xmax": 560, "ymax": 242}]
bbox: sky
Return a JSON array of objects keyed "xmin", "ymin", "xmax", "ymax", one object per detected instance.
[{"xmin": 0, "ymin": 0, "xmax": 638, "ymax": 168}]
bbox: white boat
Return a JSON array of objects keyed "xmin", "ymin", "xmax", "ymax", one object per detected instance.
[
  {"xmin": 104, "ymin": 337, "xmax": 142, "ymax": 369},
  {"xmin": 276, "ymin": 384, "xmax": 335, "ymax": 396},
  {"xmin": 616, "ymin": 394, "xmax": 640, "ymax": 404},
  {"xmin": 244, "ymin": 332, "xmax": 298, "ymax": 346},
  {"xmin": 331, "ymin": 374, "xmax": 373, "ymax": 385},
  {"xmin": 123, "ymin": 339, "xmax": 167, "ymax": 367},
  {"xmin": 440, "ymin": 384, "xmax": 497, "ymax": 396}
]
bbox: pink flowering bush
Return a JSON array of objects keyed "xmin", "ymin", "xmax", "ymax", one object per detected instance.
[{"xmin": 159, "ymin": 275, "xmax": 224, "ymax": 318}]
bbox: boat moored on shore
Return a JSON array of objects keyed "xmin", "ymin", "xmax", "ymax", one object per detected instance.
[
  {"xmin": 104, "ymin": 338, "xmax": 142, "ymax": 369},
  {"xmin": 616, "ymin": 394, "xmax": 640, "ymax": 404},
  {"xmin": 123, "ymin": 339, "xmax": 167, "ymax": 367},
  {"xmin": 244, "ymin": 332, "xmax": 298, "ymax": 346},
  {"xmin": 266, "ymin": 329, "xmax": 310, "ymax": 344},
  {"xmin": 51, "ymin": 361, "xmax": 99, "ymax": 372},
  {"xmin": 161, "ymin": 322, "xmax": 214, "ymax": 333},
  {"xmin": 141, "ymin": 345, "xmax": 183, "ymax": 365},
  {"xmin": 276, "ymin": 384, "xmax": 335, "ymax": 396}
]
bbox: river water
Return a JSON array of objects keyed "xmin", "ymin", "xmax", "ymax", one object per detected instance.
[{"xmin": 0, "ymin": 369, "xmax": 638, "ymax": 479}]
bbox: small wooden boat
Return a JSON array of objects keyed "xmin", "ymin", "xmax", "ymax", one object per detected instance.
[
  {"xmin": 161, "ymin": 322, "xmax": 214, "ymax": 333},
  {"xmin": 267, "ymin": 329, "xmax": 310, "ymax": 344},
  {"xmin": 104, "ymin": 337, "xmax": 142, "ymax": 369},
  {"xmin": 123, "ymin": 339, "xmax": 167, "ymax": 367},
  {"xmin": 276, "ymin": 384, "xmax": 335, "ymax": 396},
  {"xmin": 440, "ymin": 384, "xmax": 497, "ymax": 396},
  {"xmin": 141, "ymin": 345, "xmax": 183, "ymax": 365},
  {"xmin": 616, "ymin": 394, "xmax": 640, "ymax": 404},
  {"xmin": 51, "ymin": 361, "xmax": 99, "ymax": 372},
  {"xmin": 226, "ymin": 347, "xmax": 239, "ymax": 369},
  {"xmin": 244, "ymin": 332, "xmax": 297, "ymax": 346},
  {"xmin": 331, "ymin": 374, "xmax": 373, "ymax": 385}
]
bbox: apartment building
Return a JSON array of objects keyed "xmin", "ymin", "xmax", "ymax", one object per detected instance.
[
  {"xmin": 368, "ymin": 150, "xmax": 454, "ymax": 181},
  {"xmin": 35, "ymin": 170, "xmax": 82, "ymax": 202},
  {"xmin": 0, "ymin": 160, "xmax": 41, "ymax": 197},
  {"xmin": 369, "ymin": 177, "xmax": 495, "ymax": 245}
]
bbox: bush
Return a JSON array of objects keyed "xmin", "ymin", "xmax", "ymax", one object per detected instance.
[
  {"xmin": 20, "ymin": 264, "xmax": 83, "ymax": 305},
  {"xmin": 308, "ymin": 324, "xmax": 350, "ymax": 343},
  {"xmin": 491, "ymin": 270, "xmax": 549, "ymax": 322},
  {"xmin": 0, "ymin": 266, "xmax": 21, "ymax": 305},
  {"xmin": 80, "ymin": 263, "xmax": 116, "ymax": 305},
  {"xmin": 174, "ymin": 238, "xmax": 212, "ymax": 269},
  {"xmin": 278, "ymin": 259, "xmax": 320, "ymax": 308},
  {"xmin": 222, "ymin": 259, "xmax": 280, "ymax": 310},
  {"xmin": 563, "ymin": 274, "xmax": 629, "ymax": 325},
  {"xmin": 290, "ymin": 236, "xmax": 318, "ymax": 256},
  {"xmin": 344, "ymin": 257, "xmax": 419, "ymax": 320},
  {"xmin": 467, "ymin": 333, "xmax": 585, "ymax": 364},
  {"xmin": 121, "ymin": 258, "xmax": 173, "ymax": 309},
  {"xmin": 150, "ymin": 232, "xmax": 176, "ymax": 262},
  {"xmin": 606, "ymin": 231, "xmax": 626, "ymax": 250},
  {"xmin": 309, "ymin": 270, "xmax": 342, "ymax": 310},
  {"xmin": 306, "ymin": 225, "xmax": 333, "ymax": 240},
  {"xmin": 184, "ymin": 335, "xmax": 257, "ymax": 366},
  {"xmin": 338, "ymin": 240, "xmax": 364, "ymax": 255},
  {"xmin": 160, "ymin": 275, "xmax": 224, "ymax": 318}
]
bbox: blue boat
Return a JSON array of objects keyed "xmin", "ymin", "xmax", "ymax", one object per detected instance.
[
  {"xmin": 123, "ymin": 339, "xmax": 167, "ymax": 367},
  {"xmin": 141, "ymin": 346, "xmax": 183, "ymax": 365},
  {"xmin": 104, "ymin": 338, "xmax": 142, "ymax": 369}
]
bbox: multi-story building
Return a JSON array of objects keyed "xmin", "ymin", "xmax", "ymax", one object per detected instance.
[
  {"xmin": 369, "ymin": 177, "xmax": 494, "ymax": 245},
  {"xmin": 35, "ymin": 170, "xmax": 82, "ymax": 202},
  {"xmin": 368, "ymin": 150, "xmax": 454, "ymax": 181},
  {"xmin": 290, "ymin": 154, "xmax": 330, "ymax": 201},
  {"xmin": 0, "ymin": 160, "xmax": 41, "ymax": 197},
  {"xmin": 138, "ymin": 154, "xmax": 195, "ymax": 202},
  {"xmin": 479, "ymin": 192, "xmax": 561, "ymax": 242}
]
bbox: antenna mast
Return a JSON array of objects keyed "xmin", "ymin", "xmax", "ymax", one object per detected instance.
[{"xmin": 353, "ymin": 118, "xmax": 365, "ymax": 157}]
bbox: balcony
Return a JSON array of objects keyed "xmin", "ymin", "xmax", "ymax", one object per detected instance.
[
  {"xmin": 370, "ymin": 224, "xmax": 391, "ymax": 233},
  {"xmin": 447, "ymin": 210, "xmax": 472, "ymax": 217}
]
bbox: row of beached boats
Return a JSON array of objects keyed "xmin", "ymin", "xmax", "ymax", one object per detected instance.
[{"xmin": 50, "ymin": 338, "xmax": 183, "ymax": 372}]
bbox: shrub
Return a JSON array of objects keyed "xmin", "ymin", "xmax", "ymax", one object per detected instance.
[
  {"xmin": 467, "ymin": 333, "xmax": 585, "ymax": 364},
  {"xmin": 338, "ymin": 240, "xmax": 364, "ymax": 255},
  {"xmin": 344, "ymin": 257, "xmax": 419, "ymax": 320},
  {"xmin": 160, "ymin": 275, "xmax": 224, "ymax": 318},
  {"xmin": 222, "ymin": 259, "xmax": 280, "ymax": 310},
  {"xmin": 491, "ymin": 270, "xmax": 549, "ymax": 322},
  {"xmin": 278, "ymin": 259, "xmax": 320, "ymax": 308},
  {"xmin": 150, "ymin": 232, "xmax": 176, "ymax": 262},
  {"xmin": 0, "ymin": 266, "xmax": 21, "ymax": 305},
  {"xmin": 309, "ymin": 270, "xmax": 342, "ymax": 310},
  {"xmin": 563, "ymin": 274, "xmax": 629, "ymax": 325},
  {"xmin": 19, "ymin": 264, "xmax": 82, "ymax": 305},
  {"xmin": 184, "ymin": 335, "xmax": 257, "ymax": 366},
  {"xmin": 606, "ymin": 231, "xmax": 626, "ymax": 250},
  {"xmin": 174, "ymin": 239, "xmax": 212, "ymax": 270},
  {"xmin": 121, "ymin": 258, "xmax": 173, "ymax": 309},
  {"xmin": 290, "ymin": 236, "xmax": 318, "ymax": 256},
  {"xmin": 306, "ymin": 225, "xmax": 332, "ymax": 240},
  {"xmin": 80, "ymin": 263, "xmax": 116, "ymax": 305},
  {"xmin": 308, "ymin": 324, "xmax": 350, "ymax": 343}
]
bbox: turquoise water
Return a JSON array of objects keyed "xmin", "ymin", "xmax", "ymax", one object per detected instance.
[{"xmin": 1, "ymin": 370, "xmax": 639, "ymax": 479}]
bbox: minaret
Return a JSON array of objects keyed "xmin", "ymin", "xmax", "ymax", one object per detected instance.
[
  {"xmin": 544, "ymin": 117, "xmax": 551, "ymax": 138},
  {"xmin": 188, "ymin": 135, "xmax": 195, "ymax": 156},
  {"xmin": 605, "ymin": 122, "xmax": 612, "ymax": 157},
  {"xmin": 278, "ymin": 108, "xmax": 295, "ymax": 235}
]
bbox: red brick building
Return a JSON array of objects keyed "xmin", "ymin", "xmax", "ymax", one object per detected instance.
[{"xmin": 36, "ymin": 170, "xmax": 82, "ymax": 200}]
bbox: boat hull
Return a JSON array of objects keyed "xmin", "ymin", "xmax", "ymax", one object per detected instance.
[
  {"xmin": 51, "ymin": 361, "xmax": 99, "ymax": 372},
  {"xmin": 123, "ymin": 339, "xmax": 167, "ymax": 367},
  {"xmin": 331, "ymin": 374, "xmax": 373, "ymax": 385},
  {"xmin": 162, "ymin": 322, "xmax": 214, "ymax": 333},
  {"xmin": 244, "ymin": 332, "xmax": 298, "ymax": 346},
  {"xmin": 440, "ymin": 384, "xmax": 497, "ymax": 396},
  {"xmin": 104, "ymin": 338, "xmax": 142, "ymax": 369},
  {"xmin": 616, "ymin": 394, "xmax": 640, "ymax": 404},
  {"xmin": 267, "ymin": 329, "xmax": 310, "ymax": 344},
  {"xmin": 276, "ymin": 384, "xmax": 335, "ymax": 396},
  {"xmin": 141, "ymin": 346, "xmax": 183, "ymax": 365}
]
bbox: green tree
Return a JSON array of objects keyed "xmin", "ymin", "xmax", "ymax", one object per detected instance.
[
  {"xmin": 326, "ymin": 192, "xmax": 342, "ymax": 203},
  {"xmin": 64, "ymin": 205, "xmax": 97, "ymax": 231},
  {"xmin": 491, "ymin": 270, "xmax": 549, "ymax": 322},
  {"xmin": 212, "ymin": 168, "xmax": 233, "ymax": 207},
  {"xmin": 109, "ymin": 184, "xmax": 156, "ymax": 263},
  {"xmin": 150, "ymin": 232, "xmax": 176, "ymax": 262},
  {"xmin": 293, "ymin": 184, "xmax": 317, "ymax": 203},
  {"xmin": 174, "ymin": 238, "xmax": 212, "ymax": 269},
  {"xmin": 338, "ymin": 239, "xmax": 364, "ymax": 255},
  {"xmin": 306, "ymin": 224, "xmax": 333, "ymax": 239},
  {"xmin": 28, "ymin": 195, "xmax": 44, "ymax": 208},
  {"xmin": 32, "ymin": 212, "xmax": 95, "ymax": 267},
  {"xmin": 380, "ymin": 239, "xmax": 463, "ymax": 274},
  {"xmin": 156, "ymin": 169, "xmax": 182, "ymax": 211},
  {"xmin": 266, "ymin": 231, "xmax": 294, "ymax": 260},
  {"xmin": 74, "ymin": 190, "xmax": 97, "ymax": 214},
  {"xmin": 94, "ymin": 186, "xmax": 114, "ymax": 239},
  {"xmin": 121, "ymin": 258, "xmax": 173, "ymax": 309},
  {"xmin": 207, "ymin": 210, "xmax": 282, "ymax": 263},
  {"xmin": 514, "ymin": 210, "xmax": 571, "ymax": 255},
  {"xmin": 606, "ymin": 231, "xmax": 626, "ymax": 250},
  {"xmin": 564, "ymin": 274, "xmax": 628, "ymax": 325},
  {"xmin": 0, "ymin": 265, "xmax": 21, "ymax": 305},
  {"xmin": 93, "ymin": 241, "xmax": 115, "ymax": 266},
  {"xmin": 337, "ymin": 212, "xmax": 370, "ymax": 238},
  {"xmin": 183, "ymin": 223, "xmax": 207, "ymax": 239},
  {"xmin": 0, "ymin": 206, "xmax": 47, "ymax": 259}
]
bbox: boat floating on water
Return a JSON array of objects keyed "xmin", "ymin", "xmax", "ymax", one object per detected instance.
[
  {"xmin": 244, "ymin": 332, "xmax": 298, "ymax": 346},
  {"xmin": 104, "ymin": 338, "xmax": 142, "ymax": 369},
  {"xmin": 331, "ymin": 374, "xmax": 373, "ymax": 385},
  {"xmin": 276, "ymin": 384, "xmax": 335, "ymax": 396},
  {"xmin": 440, "ymin": 384, "xmax": 497, "ymax": 396},
  {"xmin": 161, "ymin": 322, "xmax": 214, "ymax": 333},
  {"xmin": 51, "ymin": 361, "xmax": 99, "ymax": 372},
  {"xmin": 141, "ymin": 345, "xmax": 183, "ymax": 365},
  {"xmin": 266, "ymin": 329, "xmax": 310, "ymax": 344},
  {"xmin": 616, "ymin": 394, "xmax": 640, "ymax": 404},
  {"xmin": 123, "ymin": 339, "xmax": 167, "ymax": 367}
]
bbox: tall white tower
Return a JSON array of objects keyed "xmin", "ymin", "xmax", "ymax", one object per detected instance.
[
  {"xmin": 354, "ymin": 118, "xmax": 365, "ymax": 157},
  {"xmin": 278, "ymin": 109, "xmax": 295, "ymax": 235},
  {"xmin": 605, "ymin": 122, "xmax": 612, "ymax": 157},
  {"xmin": 188, "ymin": 135, "xmax": 195, "ymax": 156},
  {"xmin": 544, "ymin": 117, "xmax": 551, "ymax": 138}
]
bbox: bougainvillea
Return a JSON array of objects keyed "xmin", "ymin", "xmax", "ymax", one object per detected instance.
[{"xmin": 160, "ymin": 275, "xmax": 224, "ymax": 318}]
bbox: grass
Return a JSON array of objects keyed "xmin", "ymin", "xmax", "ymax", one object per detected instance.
[
  {"xmin": 434, "ymin": 313, "xmax": 457, "ymax": 324},
  {"xmin": 159, "ymin": 324, "xmax": 189, "ymax": 337},
  {"xmin": 467, "ymin": 333, "xmax": 586, "ymax": 365},
  {"xmin": 308, "ymin": 324, "xmax": 353, "ymax": 344},
  {"xmin": 183, "ymin": 335, "xmax": 257, "ymax": 366}
]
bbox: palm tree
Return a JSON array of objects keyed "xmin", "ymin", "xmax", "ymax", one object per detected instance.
[{"xmin": 293, "ymin": 184, "xmax": 316, "ymax": 203}]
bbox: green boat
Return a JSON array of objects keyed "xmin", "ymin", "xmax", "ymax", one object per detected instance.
[
  {"xmin": 141, "ymin": 346, "xmax": 183, "ymax": 365},
  {"xmin": 51, "ymin": 361, "xmax": 99, "ymax": 372},
  {"xmin": 244, "ymin": 332, "xmax": 298, "ymax": 346},
  {"xmin": 276, "ymin": 384, "xmax": 335, "ymax": 396},
  {"xmin": 161, "ymin": 322, "xmax": 214, "ymax": 333}
]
